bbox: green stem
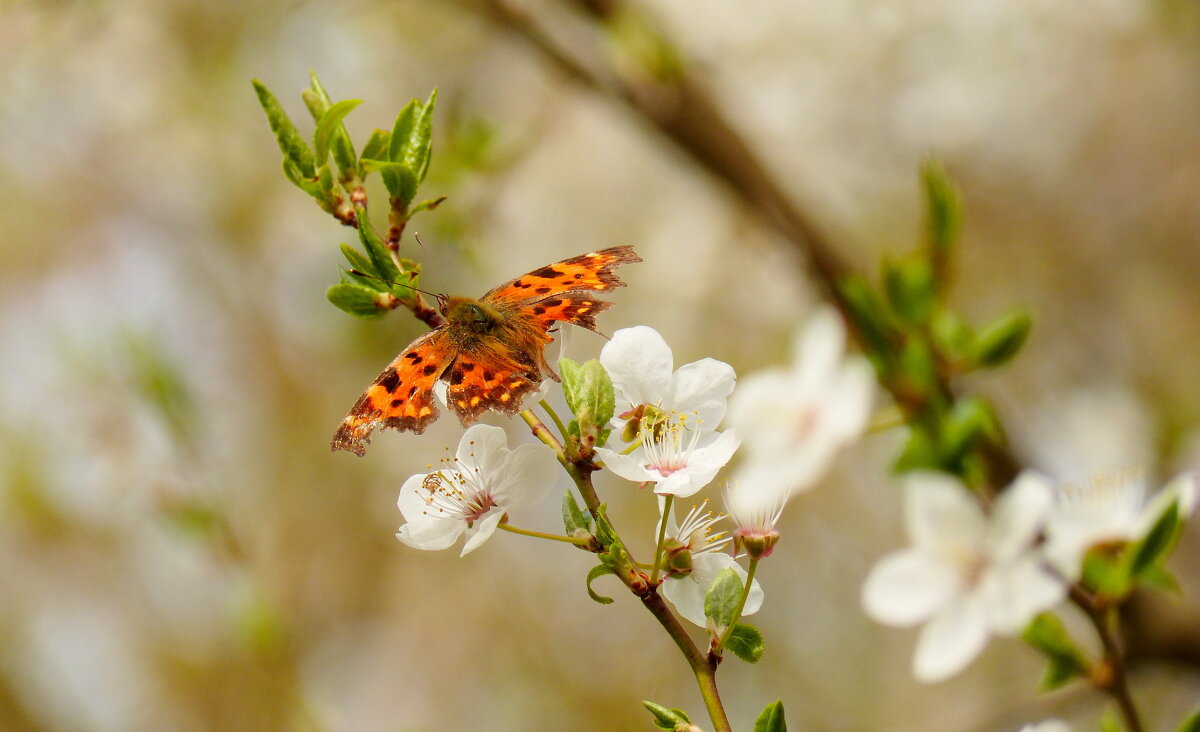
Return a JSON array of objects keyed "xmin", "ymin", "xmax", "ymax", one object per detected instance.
[
  {"xmin": 539, "ymin": 399, "xmax": 570, "ymax": 441},
  {"xmin": 520, "ymin": 409, "xmax": 567, "ymax": 463},
  {"xmin": 650, "ymin": 495, "xmax": 674, "ymax": 584},
  {"xmin": 714, "ymin": 557, "xmax": 759, "ymax": 654},
  {"xmin": 641, "ymin": 590, "xmax": 732, "ymax": 732},
  {"xmin": 498, "ymin": 522, "xmax": 595, "ymax": 547}
]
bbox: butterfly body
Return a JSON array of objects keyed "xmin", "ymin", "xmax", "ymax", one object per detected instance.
[{"xmin": 332, "ymin": 246, "xmax": 641, "ymax": 455}]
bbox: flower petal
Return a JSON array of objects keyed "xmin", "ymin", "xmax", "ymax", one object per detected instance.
[
  {"xmin": 594, "ymin": 446, "xmax": 657, "ymax": 484},
  {"xmin": 1137, "ymin": 471, "xmax": 1197, "ymax": 536},
  {"xmin": 824, "ymin": 358, "xmax": 875, "ymax": 440},
  {"xmin": 792, "ymin": 307, "xmax": 845, "ymax": 392},
  {"xmin": 455, "ymin": 424, "xmax": 509, "ymax": 475},
  {"xmin": 862, "ymin": 548, "xmax": 960, "ymax": 627},
  {"xmin": 989, "ymin": 471, "xmax": 1053, "ymax": 563},
  {"xmin": 666, "ymin": 358, "xmax": 736, "ymax": 426},
  {"xmin": 491, "ymin": 442, "xmax": 560, "ymax": 509},
  {"xmin": 912, "ymin": 592, "xmax": 989, "ymax": 683},
  {"xmin": 460, "ymin": 508, "xmax": 505, "ymax": 556},
  {"xmin": 601, "ymin": 326, "xmax": 673, "ymax": 409},
  {"xmin": 904, "ymin": 472, "xmax": 986, "ymax": 557},
  {"xmin": 980, "ymin": 556, "xmax": 1066, "ymax": 635}
]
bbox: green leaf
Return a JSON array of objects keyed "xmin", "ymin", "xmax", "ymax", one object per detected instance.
[
  {"xmin": 753, "ymin": 700, "xmax": 787, "ymax": 732},
  {"xmin": 313, "ymin": 98, "xmax": 362, "ymax": 169},
  {"xmin": 252, "ymin": 79, "xmax": 315, "ymax": 178},
  {"xmin": 942, "ymin": 396, "xmax": 1001, "ymax": 462},
  {"xmin": 282, "ymin": 158, "xmax": 321, "ymax": 198},
  {"xmin": 585, "ymin": 563, "xmax": 616, "ymax": 605},
  {"xmin": 893, "ymin": 427, "xmax": 938, "ymax": 474},
  {"xmin": 883, "ymin": 255, "xmax": 936, "ymax": 328},
  {"xmin": 558, "ymin": 358, "xmax": 615, "ymax": 436},
  {"xmin": 974, "ymin": 309, "xmax": 1032, "ymax": 368},
  {"xmin": 1137, "ymin": 562, "xmax": 1181, "ymax": 593},
  {"xmin": 1022, "ymin": 612, "xmax": 1088, "ymax": 690},
  {"xmin": 389, "ymin": 88, "xmax": 438, "ymax": 183},
  {"xmin": 409, "ymin": 195, "xmax": 449, "ymax": 217},
  {"xmin": 362, "ymin": 159, "xmax": 418, "ymax": 206},
  {"xmin": 931, "ymin": 309, "xmax": 976, "ymax": 363},
  {"xmin": 642, "ymin": 700, "xmax": 691, "ymax": 730},
  {"xmin": 562, "ymin": 489, "xmax": 593, "ymax": 536},
  {"xmin": 1130, "ymin": 502, "xmax": 1181, "ymax": 578},
  {"xmin": 922, "ymin": 159, "xmax": 962, "ymax": 270},
  {"xmin": 327, "ymin": 283, "xmax": 392, "ymax": 318},
  {"xmin": 726, "ymin": 623, "xmax": 765, "ymax": 664},
  {"xmin": 360, "ymin": 129, "xmax": 391, "ymax": 163},
  {"xmin": 1175, "ymin": 707, "xmax": 1200, "ymax": 732},
  {"xmin": 1082, "ymin": 548, "xmax": 1132, "ymax": 600},
  {"xmin": 340, "ymin": 243, "xmax": 380, "ymax": 281},
  {"xmin": 704, "ymin": 568, "xmax": 743, "ymax": 628},
  {"xmin": 353, "ymin": 207, "xmax": 400, "ymax": 285},
  {"xmin": 836, "ymin": 275, "xmax": 895, "ymax": 367}
]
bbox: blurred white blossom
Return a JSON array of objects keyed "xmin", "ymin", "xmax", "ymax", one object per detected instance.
[
  {"xmin": 862, "ymin": 472, "xmax": 1066, "ymax": 683},
  {"xmin": 728, "ymin": 306, "xmax": 874, "ymax": 496},
  {"xmin": 1019, "ymin": 721, "xmax": 1073, "ymax": 732},
  {"xmin": 1043, "ymin": 470, "xmax": 1197, "ymax": 580},
  {"xmin": 395, "ymin": 425, "xmax": 559, "ymax": 556}
]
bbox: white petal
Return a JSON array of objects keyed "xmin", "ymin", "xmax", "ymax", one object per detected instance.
[
  {"xmin": 601, "ymin": 326, "xmax": 673, "ymax": 408},
  {"xmin": 666, "ymin": 358, "xmax": 736, "ymax": 426},
  {"xmin": 666, "ymin": 554, "xmax": 763, "ymax": 628},
  {"xmin": 396, "ymin": 476, "xmax": 466, "ymax": 552},
  {"xmin": 823, "ymin": 358, "xmax": 875, "ymax": 441},
  {"xmin": 455, "ymin": 424, "xmax": 509, "ymax": 474},
  {"xmin": 793, "ymin": 307, "xmax": 845, "ymax": 391},
  {"xmin": 726, "ymin": 371, "xmax": 794, "ymax": 451},
  {"xmin": 912, "ymin": 592, "xmax": 990, "ymax": 683},
  {"xmin": 662, "ymin": 571, "xmax": 709, "ymax": 627},
  {"xmin": 653, "ymin": 430, "xmax": 741, "ymax": 498},
  {"xmin": 862, "ymin": 548, "xmax": 960, "ymax": 627},
  {"xmin": 981, "ymin": 557, "xmax": 1066, "ymax": 635},
  {"xmin": 460, "ymin": 509, "xmax": 505, "ymax": 556},
  {"xmin": 904, "ymin": 472, "xmax": 986, "ymax": 557},
  {"xmin": 1020, "ymin": 720, "xmax": 1074, "ymax": 732},
  {"xmin": 490, "ymin": 442, "xmax": 561, "ymax": 509},
  {"xmin": 595, "ymin": 446, "xmax": 658, "ymax": 484},
  {"xmin": 989, "ymin": 471, "xmax": 1054, "ymax": 563}
]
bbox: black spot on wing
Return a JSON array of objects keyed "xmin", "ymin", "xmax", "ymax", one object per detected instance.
[{"xmin": 379, "ymin": 368, "xmax": 400, "ymax": 392}]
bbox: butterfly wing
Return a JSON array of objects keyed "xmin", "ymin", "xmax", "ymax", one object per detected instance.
[
  {"xmin": 443, "ymin": 347, "xmax": 541, "ymax": 426},
  {"xmin": 331, "ymin": 330, "xmax": 457, "ymax": 455}
]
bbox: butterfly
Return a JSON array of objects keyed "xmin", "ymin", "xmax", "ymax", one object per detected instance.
[{"xmin": 331, "ymin": 245, "xmax": 641, "ymax": 455}]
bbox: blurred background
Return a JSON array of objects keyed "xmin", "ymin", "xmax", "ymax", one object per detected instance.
[{"xmin": 3, "ymin": 0, "xmax": 1200, "ymax": 730}]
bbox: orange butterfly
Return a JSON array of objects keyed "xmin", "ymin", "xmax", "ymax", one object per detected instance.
[{"xmin": 331, "ymin": 246, "xmax": 641, "ymax": 455}]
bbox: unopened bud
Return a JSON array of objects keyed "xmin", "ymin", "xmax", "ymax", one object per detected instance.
[{"xmin": 735, "ymin": 529, "xmax": 779, "ymax": 560}]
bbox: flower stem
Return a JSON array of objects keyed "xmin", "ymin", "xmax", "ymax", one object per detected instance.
[
  {"xmin": 650, "ymin": 495, "xmax": 674, "ymax": 584},
  {"xmin": 498, "ymin": 522, "xmax": 596, "ymax": 547},
  {"xmin": 640, "ymin": 590, "xmax": 733, "ymax": 732},
  {"xmin": 714, "ymin": 557, "xmax": 758, "ymax": 654},
  {"xmin": 520, "ymin": 409, "xmax": 567, "ymax": 462},
  {"xmin": 1069, "ymin": 585, "xmax": 1144, "ymax": 732},
  {"xmin": 539, "ymin": 399, "xmax": 570, "ymax": 441}
]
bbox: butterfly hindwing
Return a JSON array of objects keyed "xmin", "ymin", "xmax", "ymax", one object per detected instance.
[
  {"xmin": 444, "ymin": 348, "xmax": 541, "ymax": 425},
  {"xmin": 330, "ymin": 330, "xmax": 456, "ymax": 455}
]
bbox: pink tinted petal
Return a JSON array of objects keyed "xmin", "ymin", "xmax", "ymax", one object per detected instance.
[
  {"xmin": 862, "ymin": 548, "xmax": 960, "ymax": 627},
  {"xmin": 460, "ymin": 509, "xmax": 505, "ymax": 556},
  {"xmin": 913, "ymin": 593, "xmax": 989, "ymax": 683}
]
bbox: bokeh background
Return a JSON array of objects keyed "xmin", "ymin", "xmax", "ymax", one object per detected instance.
[{"xmin": 3, "ymin": 0, "xmax": 1200, "ymax": 730}]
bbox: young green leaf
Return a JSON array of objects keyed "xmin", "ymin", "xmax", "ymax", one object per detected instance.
[
  {"xmin": 1129, "ymin": 502, "xmax": 1181, "ymax": 578},
  {"xmin": 974, "ymin": 309, "xmax": 1032, "ymax": 368},
  {"xmin": 327, "ymin": 283, "xmax": 393, "ymax": 318},
  {"xmin": 704, "ymin": 568, "xmax": 744, "ymax": 628},
  {"xmin": 388, "ymin": 88, "xmax": 438, "ymax": 183},
  {"xmin": 562, "ymin": 489, "xmax": 593, "ymax": 536},
  {"xmin": 558, "ymin": 358, "xmax": 615, "ymax": 436},
  {"xmin": 252, "ymin": 79, "xmax": 315, "ymax": 178},
  {"xmin": 642, "ymin": 700, "xmax": 691, "ymax": 730},
  {"xmin": 726, "ymin": 623, "xmax": 765, "ymax": 663},
  {"xmin": 313, "ymin": 98, "xmax": 362, "ymax": 169},
  {"xmin": 585, "ymin": 563, "xmax": 616, "ymax": 605},
  {"xmin": 883, "ymin": 255, "xmax": 936, "ymax": 328},
  {"xmin": 922, "ymin": 159, "xmax": 962, "ymax": 267},
  {"xmin": 362, "ymin": 159, "xmax": 418, "ymax": 206},
  {"xmin": 753, "ymin": 700, "xmax": 787, "ymax": 732},
  {"xmin": 340, "ymin": 243, "xmax": 380, "ymax": 281},
  {"xmin": 1175, "ymin": 707, "xmax": 1200, "ymax": 732},
  {"xmin": 409, "ymin": 195, "xmax": 449, "ymax": 217},
  {"xmin": 360, "ymin": 128, "xmax": 391, "ymax": 163},
  {"xmin": 1022, "ymin": 612, "xmax": 1088, "ymax": 690},
  {"xmin": 353, "ymin": 207, "xmax": 401, "ymax": 284}
]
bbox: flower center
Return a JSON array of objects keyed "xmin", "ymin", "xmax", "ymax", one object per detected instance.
[
  {"xmin": 641, "ymin": 412, "xmax": 704, "ymax": 476},
  {"xmin": 420, "ymin": 463, "xmax": 497, "ymax": 525}
]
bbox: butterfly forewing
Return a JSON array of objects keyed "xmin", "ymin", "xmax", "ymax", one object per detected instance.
[
  {"xmin": 330, "ymin": 331, "xmax": 455, "ymax": 454},
  {"xmin": 481, "ymin": 246, "xmax": 641, "ymax": 308}
]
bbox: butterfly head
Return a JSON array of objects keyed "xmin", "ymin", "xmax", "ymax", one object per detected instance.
[{"xmin": 441, "ymin": 296, "xmax": 501, "ymax": 334}]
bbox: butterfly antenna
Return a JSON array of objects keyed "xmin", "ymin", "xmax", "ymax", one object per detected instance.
[
  {"xmin": 413, "ymin": 232, "xmax": 451, "ymax": 296},
  {"xmin": 345, "ymin": 268, "xmax": 441, "ymax": 300}
]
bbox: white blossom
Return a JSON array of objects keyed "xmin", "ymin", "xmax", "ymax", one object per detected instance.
[
  {"xmin": 1043, "ymin": 470, "xmax": 1196, "ymax": 580},
  {"xmin": 395, "ymin": 424, "xmax": 559, "ymax": 556},
  {"xmin": 658, "ymin": 501, "xmax": 763, "ymax": 627},
  {"xmin": 728, "ymin": 306, "xmax": 874, "ymax": 496},
  {"xmin": 862, "ymin": 471, "xmax": 1066, "ymax": 683}
]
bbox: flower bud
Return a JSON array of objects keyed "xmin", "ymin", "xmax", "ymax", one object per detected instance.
[{"xmin": 735, "ymin": 527, "xmax": 779, "ymax": 560}]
